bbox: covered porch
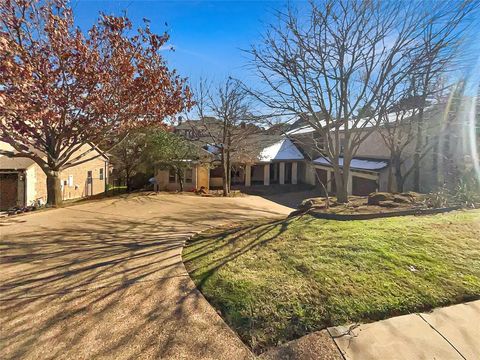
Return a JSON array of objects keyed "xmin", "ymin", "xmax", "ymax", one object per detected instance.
[
  {"xmin": 244, "ymin": 161, "xmax": 299, "ymax": 186},
  {"xmin": 245, "ymin": 137, "xmax": 305, "ymax": 187}
]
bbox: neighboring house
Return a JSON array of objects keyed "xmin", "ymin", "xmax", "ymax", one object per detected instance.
[{"xmin": 0, "ymin": 142, "xmax": 109, "ymax": 210}]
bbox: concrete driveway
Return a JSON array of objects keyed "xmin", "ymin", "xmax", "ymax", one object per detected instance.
[{"xmin": 0, "ymin": 193, "xmax": 292, "ymax": 360}]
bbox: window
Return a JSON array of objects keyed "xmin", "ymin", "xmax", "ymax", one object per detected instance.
[
  {"xmin": 68, "ymin": 175, "xmax": 74, "ymax": 187},
  {"xmin": 169, "ymin": 168, "xmax": 176, "ymax": 183},
  {"xmin": 87, "ymin": 171, "xmax": 92, "ymax": 184},
  {"xmin": 99, "ymin": 168, "xmax": 104, "ymax": 180},
  {"xmin": 185, "ymin": 169, "xmax": 193, "ymax": 183}
]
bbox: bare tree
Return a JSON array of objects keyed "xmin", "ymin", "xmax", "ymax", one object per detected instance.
[
  {"xmin": 247, "ymin": 0, "xmax": 426, "ymax": 203},
  {"xmin": 375, "ymin": 0, "xmax": 478, "ymax": 193},
  {"xmin": 378, "ymin": 93, "xmax": 421, "ymax": 192},
  {"xmin": 189, "ymin": 78, "xmax": 258, "ymax": 196},
  {"xmin": 406, "ymin": 0, "xmax": 478, "ymax": 191}
]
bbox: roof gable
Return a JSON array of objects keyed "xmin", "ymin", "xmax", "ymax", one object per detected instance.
[{"xmin": 259, "ymin": 138, "xmax": 305, "ymax": 162}]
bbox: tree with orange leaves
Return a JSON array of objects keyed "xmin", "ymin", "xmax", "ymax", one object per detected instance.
[{"xmin": 0, "ymin": 0, "xmax": 192, "ymax": 206}]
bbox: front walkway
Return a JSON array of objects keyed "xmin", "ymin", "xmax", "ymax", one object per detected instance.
[
  {"xmin": 328, "ymin": 300, "xmax": 479, "ymax": 360},
  {"xmin": 261, "ymin": 300, "xmax": 480, "ymax": 360},
  {"xmin": 0, "ymin": 193, "xmax": 292, "ymax": 360}
]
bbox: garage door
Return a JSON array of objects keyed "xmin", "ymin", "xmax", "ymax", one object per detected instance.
[
  {"xmin": 0, "ymin": 173, "xmax": 18, "ymax": 210},
  {"xmin": 352, "ymin": 176, "xmax": 377, "ymax": 196}
]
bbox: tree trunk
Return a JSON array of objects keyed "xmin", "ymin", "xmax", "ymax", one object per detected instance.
[
  {"xmin": 413, "ymin": 106, "xmax": 424, "ymax": 192},
  {"xmin": 179, "ymin": 177, "xmax": 184, "ymax": 192},
  {"xmin": 46, "ymin": 171, "xmax": 63, "ymax": 207},
  {"xmin": 394, "ymin": 158, "xmax": 405, "ymax": 192},
  {"xmin": 390, "ymin": 153, "xmax": 403, "ymax": 192},
  {"xmin": 125, "ymin": 169, "xmax": 131, "ymax": 192},
  {"xmin": 226, "ymin": 150, "xmax": 231, "ymax": 193},
  {"xmin": 221, "ymin": 148, "xmax": 229, "ymax": 197},
  {"xmin": 387, "ymin": 164, "xmax": 394, "ymax": 193},
  {"xmin": 337, "ymin": 154, "xmax": 351, "ymax": 204},
  {"xmin": 177, "ymin": 168, "xmax": 184, "ymax": 192},
  {"xmin": 333, "ymin": 167, "xmax": 348, "ymax": 203},
  {"xmin": 432, "ymin": 135, "xmax": 439, "ymax": 190}
]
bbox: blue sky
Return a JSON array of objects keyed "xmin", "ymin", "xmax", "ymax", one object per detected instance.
[
  {"xmin": 73, "ymin": 0, "xmax": 288, "ymax": 87},
  {"xmin": 72, "ymin": 0, "xmax": 479, "ymax": 99}
]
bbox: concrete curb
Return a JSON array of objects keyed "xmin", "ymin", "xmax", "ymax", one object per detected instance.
[{"xmin": 290, "ymin": 206, "xmax": 462, "ymax": 221}]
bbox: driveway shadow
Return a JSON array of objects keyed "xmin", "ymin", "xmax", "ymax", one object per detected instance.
[
  {"xmin": 260, "ymin": 189, "xmax": 323, "ymax": 209},
  {"xmin": 0, "ymin": 194, "xmax": 292, "ymax": 359},
  {"xmin": 0, "ymin": 208, "xmax": 258, "ymax": 359}
]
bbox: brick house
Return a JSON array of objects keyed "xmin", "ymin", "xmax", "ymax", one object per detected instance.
[{"xmin": 0, "ymin": 142, "xmax": 109, "ymax": 210}]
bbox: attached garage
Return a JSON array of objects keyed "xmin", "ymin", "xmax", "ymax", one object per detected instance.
[
  {"xmin": 1, "ymin": 141, "xmax": 108, "ymax": 207},
  {"xmin": 0, "ymin": 172, "xmax": 25, "ymax": 210},
  {"xmin": 313, "ymin": 156, "xmax": 388, "ymax": 196},
  {"xmin": 352, "ymin": 175, "xmax": 378, "ymax": 196}
]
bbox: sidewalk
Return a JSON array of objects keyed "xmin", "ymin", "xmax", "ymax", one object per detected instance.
[
  {"xmin": 328, "ymin": 300, "xmax": 479, "ymax": 360},
  {"xmin": 261, "ymin": 300, "xmax": 479, "ymax": 360}
]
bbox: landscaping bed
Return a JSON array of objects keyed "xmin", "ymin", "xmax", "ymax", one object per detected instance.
[
  {"xmin": 297, "ymin": 192, "xmax": 429, "ymax": 215},
  {"xmin": 183, "ymin": 210, "xmax": 480, "ymax": 353}
]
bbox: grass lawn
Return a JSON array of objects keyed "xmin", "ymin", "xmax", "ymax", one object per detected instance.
[{"xmin": 183, "ymin": 210, "xmax": 480, "ymax": 353}]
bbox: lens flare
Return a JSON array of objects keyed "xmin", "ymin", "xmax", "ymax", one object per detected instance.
[{"xmin": 462, "ymin": 55, "xmax": 480, "ymax": 186}]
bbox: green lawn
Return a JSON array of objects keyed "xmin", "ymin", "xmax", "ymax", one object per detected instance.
[{"xmin": 183, "ymin": 210, "xmax": 480, "ymax": 353}]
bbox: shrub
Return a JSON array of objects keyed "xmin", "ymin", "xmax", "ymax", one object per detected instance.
[{"xmin": 427, "ymin": 170, "xmax": 480, "ymax": 208}]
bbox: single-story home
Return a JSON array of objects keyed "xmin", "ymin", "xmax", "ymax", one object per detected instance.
[
  {"xmin": 154, "ymin": 131, "xmax": 389, "ymax": 196},
  {"xmin": 0, "ymin": 142, "xmax": 109, "ymax": 210}
]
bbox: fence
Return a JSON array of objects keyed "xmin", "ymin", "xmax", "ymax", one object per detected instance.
[{"xmin": 106, "ymin": 178, "xmax": 128, "ymax": 196}]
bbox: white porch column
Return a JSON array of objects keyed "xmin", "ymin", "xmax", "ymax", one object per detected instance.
[
  {"xmin": 326, "ymin": 170, "xmax": 332, "ymax": 192},
  {"xmin": 279, "ymin": 162, "xmax": 285, "ymax": 185},
  {"xmin": 347, "ymin": 172, "xmax": 353, "ymax": 195},
  {"xmin": 263, "ymin": 164, "xmax": 270, "ymax": 185},
  {"xmin": 292, "ymin": 162, "xmax": 298, "ymax": 185},
  {"xmin": 245, "ymin": 165, "xmax": 251, "ymax": 187}
]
